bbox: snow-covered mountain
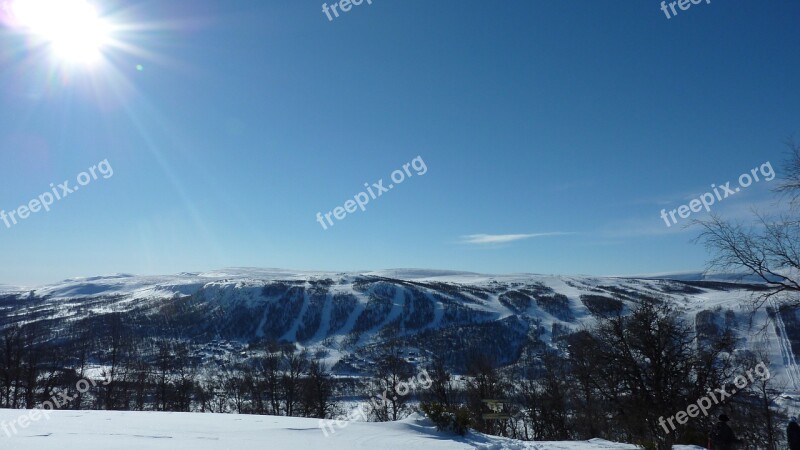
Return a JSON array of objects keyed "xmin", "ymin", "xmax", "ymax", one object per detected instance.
[{"xmin": 1, "ymin": 267, "xmax": 796, "ymax": 387}]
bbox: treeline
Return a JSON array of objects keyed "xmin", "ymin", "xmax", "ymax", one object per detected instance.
[
  {"xmin": 0, "ymin": 313, "xmax": 340, "ymax": 418},
  {"xmin": 419, "ymin": 300, "xmax": 785, "ymax": 450},
  {"xmin": 0, "ymin": 312, "xmax": 433, "ymax": 423}
]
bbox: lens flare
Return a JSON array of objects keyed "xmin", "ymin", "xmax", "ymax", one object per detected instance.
[{"xmin": 11, "ymin": 0, "xmax": 111, "ymax": 64}]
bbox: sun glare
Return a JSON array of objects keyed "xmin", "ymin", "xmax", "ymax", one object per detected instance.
[{"xmin": 11, "ymin": 0, "xmax": 111, "ymax": 65}]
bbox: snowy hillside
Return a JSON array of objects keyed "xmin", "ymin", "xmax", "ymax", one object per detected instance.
[
  {"xmin": 1, "ymin": 268, "xmax": 798, "ymax": 449},
  {"xmin": 0, "ymin": 267, "xmax": 797, "ymax": 387}
]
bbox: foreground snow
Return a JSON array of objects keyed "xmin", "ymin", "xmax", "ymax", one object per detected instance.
[{"xmin": 0, "ymin": 409, "xmax": 639, "ymax": 450}]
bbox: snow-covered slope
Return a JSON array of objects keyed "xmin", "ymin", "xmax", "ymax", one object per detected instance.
[
  {"xmin": 0, "ymin": 409, "xmax": 639, "ymax": 450},
  {"xmin": 0, "ymin": 268, "xmax": 797, "ymax": 390}
]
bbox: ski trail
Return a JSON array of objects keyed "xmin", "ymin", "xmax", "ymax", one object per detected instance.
[
  {"xmin": 771, "ymin": 299, "xmax": 800, "ymax": 391},
  {"xmin": 311, "ymin": 293, "xmax": 333, "ymax": 342},
  {"xmin": 282, "ymin": 285, "xmax": 310, "ymax": 342}
]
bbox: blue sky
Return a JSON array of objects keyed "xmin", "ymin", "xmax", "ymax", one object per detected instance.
[{"xmin": 0, "ymin": 0, "xmax": 798, "ymax": 285}]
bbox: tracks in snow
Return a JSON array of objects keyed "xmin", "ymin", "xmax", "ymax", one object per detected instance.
[{"xmin": 771, "ymin": 299, "xmax": 800, "ymax": 391}]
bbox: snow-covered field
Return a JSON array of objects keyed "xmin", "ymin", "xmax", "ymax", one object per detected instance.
[{"xmin": 0, "ymin": 409, "xmax": 639, "ymax": 450}]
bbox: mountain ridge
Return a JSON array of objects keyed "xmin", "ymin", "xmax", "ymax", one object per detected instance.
[{"xmin": 2, "ymin": 268, "xmax": 794, "ymax": 383}]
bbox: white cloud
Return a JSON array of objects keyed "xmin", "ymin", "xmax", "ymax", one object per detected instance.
[{"xmin": 460, "ymin": 232, "xmax": 573, "ymax": 245}]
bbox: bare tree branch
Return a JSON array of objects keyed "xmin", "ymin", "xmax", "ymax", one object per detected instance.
[{"xmin": 694, "ymin": 139, "xmax": 800, "ymax": 309}]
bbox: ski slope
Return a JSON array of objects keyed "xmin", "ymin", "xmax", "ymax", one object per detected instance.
[
  {"xmin": 3, "ymin": 267, "xmax": 799, "ymax": 389},
  {"xmin": 770, "ymin": 298, "xmax": 800, "ymax": 391}
]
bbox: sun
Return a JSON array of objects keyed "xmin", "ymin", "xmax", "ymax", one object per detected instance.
[{"xmin": 11, "ymin": 0, "xmax": 111, "ymax": 65}]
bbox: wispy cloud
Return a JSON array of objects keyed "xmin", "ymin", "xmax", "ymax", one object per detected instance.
[{"xmin": 460, "ymin": 232, "xmax": 574, "ymax": 245}]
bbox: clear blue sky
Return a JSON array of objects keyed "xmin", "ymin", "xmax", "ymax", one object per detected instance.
[{"xmin": 1, "ymin": 0, "xmax": 798, "ymax": 285}]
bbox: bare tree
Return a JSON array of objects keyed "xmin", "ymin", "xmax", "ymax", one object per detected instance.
[
  {"xmin": 696, "ymin": 140, "xmax": 800, "ymax": 308},
  {"xmin": 424, "ymin": 357, "xmax": 455, "ymax": 408},
  {"xmin": 696, "ymin": 213, "xmax": 800, "ymax": 307},
  {"xmin": 369, "ymin": 347, "xmax": 415, "ymax": 422},
  {"xmin": 464, "ymin": 352, "xmax": 509, "ymax": 436},
  {"xmin": 153, "ymin": 339, "xmax": 174, "ymax": 411},
  {"xmin": 99, "ymin": 314, "xmax": 130, "ymax": 410},
  {"xmin": 568, "ymin": 300, "xmax": 734, "ymax": 450},
  {"xmin": 172, "ymin": 343, "xmax": 197, "ymax": 412},
  {"xmin": 258, "ymin": 353, "xmax": 282, "ymax": 415},
  {"xmin": 223, "ymin": 364, "xmax": 248, "ymax": 414},
  {"xmin": 733, "ymin": 344, "xmax": 786, "ymax": 450},
  {"xmin": 775, "ymin": 139, "xmax": 800, "ymax": 205},
  {"xmin": 281, "ymin": 349, "xmax": 308, "ymax": 416},
  {"xmin": 300, "ymin": 358, "xmax": 335, "ymax": 418},
  {"xmin": 0, "ymin": 325, "xmax": 24, "ymax": 408},
  {"xmin": 519, "ymin": 352, "xmax": 572, "ymax": 441}
]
